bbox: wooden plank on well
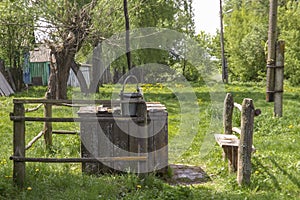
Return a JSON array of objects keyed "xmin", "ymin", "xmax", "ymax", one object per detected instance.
[
  {"xmin": 81, "ymin": 122, "xmax": 98, "ymax": 174},
  {"xmin": 153, "ymin": 111, "xmax": 168, "ymax": 174},
  {"xmin": 98, "ymin": 120, "xmax": 114, "ymax": 173},
  {"xmin": 129, "ymin": 122, "xmax": 139, "ymax": 173},
  {"xmin": 147, "ymin": 118, "xmax": 155, "ymax": 172},
  {"xmin": 113, "ymin": 120, "xmax": 130, "ymax": 172}
]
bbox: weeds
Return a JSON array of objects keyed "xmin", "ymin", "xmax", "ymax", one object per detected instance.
[{"xmin": 0, "ymin": 82, "xmax": 299, "ymax": 199}]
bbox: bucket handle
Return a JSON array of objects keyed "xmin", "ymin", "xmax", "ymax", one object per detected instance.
[{"xmin": 120, "ymin": 75, "xmax": 140, "ymax": 95}]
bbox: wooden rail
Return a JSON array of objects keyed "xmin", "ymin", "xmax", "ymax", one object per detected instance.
[
  {"xmin": 215, "ymin": 93, "xmax": 261, "ymax": 186},
  {"xmin": 10, "ymin": 98, "xmax": 147, "ymax": 188},
  {"xmin": 10, "ymin": 156, "xmax": 147, "ymax": 163}
]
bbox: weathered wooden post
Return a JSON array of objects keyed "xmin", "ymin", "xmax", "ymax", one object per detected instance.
[
  {"xmin": 44, "ymin": 103, "xmax": 52, "ymax": 148},
  {"xmin": 223, "ymin": 93, "xmax": 236, "ymax": 172},
  {"xmin": 13, "ymin": 102, "xmax": 25, "ymax": 188},
  {"xmin": 223, "ymin": 93, "xmax": 234, "ymax": 135},
  {"xmin": 274, "ymin": 40, "xmax": 284, "ymax": 117},
  {"xmin": 266, "ymin": 0, "xmax": 278, "ymax": 102},
  {"xmin": 237, "ymin": 98, "xmax": 255, "ymax": 186}
]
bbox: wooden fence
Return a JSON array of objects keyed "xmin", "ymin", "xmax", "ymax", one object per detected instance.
[
  {"xmin": 214, "ymin": 93, "xmax": 261, "ymax": 186},
  {"xmin": 10, "ymin": 98, "xmax": 147, "ymax": 188}
]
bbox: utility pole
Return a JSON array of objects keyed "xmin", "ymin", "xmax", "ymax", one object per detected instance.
[
  {"xmin": 266, "ymin": 0, "xmax": 278, "ymax": 102},
  {"xmin": 219, "ymin": 0, "xmax": 228, "ymax": 83},
  {"xmin": 123, "ymin": 0, "xmax": 131, "ymax": 73}
]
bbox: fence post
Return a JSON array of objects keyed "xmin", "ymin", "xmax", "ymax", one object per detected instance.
[
  {"xmin": 237, "ymin": 98, "xmax": 255, "ymax": 186},
  {"xmin": 44, "ymin": 103, "xmax": 52, "ymax": 148},
  {"xmin": 274, "ymin": 40, "xmax": 284, "ymax": 117},
  {"xmin": 13, "ymin": 103, "xmax": 25, "ymax": 188},
  {"xmin": 223, "ymin": 93, "xmax": 234, "ymax": 135}
]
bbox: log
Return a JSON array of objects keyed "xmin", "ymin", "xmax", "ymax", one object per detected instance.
[
  {"xmin": 237, "ymin": 98, "xmax": 255, "ymax": 186},
  {"xmin": 274, "ymin": 40, "xmax": 284, "ymax": 117},
  {"xmin": 13, "ymin": 103, "xmax": 25, "ymax": 188},
  {"xmin": 223, "ymin": 93, "xmax": 234, "ymax": 135}
]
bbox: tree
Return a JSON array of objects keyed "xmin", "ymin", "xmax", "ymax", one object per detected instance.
[
  {"xmin": 223, "ymin": 0, "xmax": 268, "ymax": 81},
  {"xmin": 83, "ymin": 0, "xmax": 197, "ymax": 84},
  {"xmin": 0, "ymin": 1, "xmax": 35, "ymax": 91},
  {"xmin": 120, "ymin": 0, "xmax": 196, "ymax": 78},
  {"xmin": 33, "ymin": 0, "xmax": 98, "ymax": 99},
  {"xmin": 222, "ymin": 0, "xmax": 300, "ymax": 84},
  {"xmin": 278, "ymin": 0, "xmax": 300, "ymax": 85}
]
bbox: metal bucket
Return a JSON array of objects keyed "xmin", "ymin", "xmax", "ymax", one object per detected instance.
[{"xmin": 119, "ymin": 75, "xmax": 143, "ymax": 116}]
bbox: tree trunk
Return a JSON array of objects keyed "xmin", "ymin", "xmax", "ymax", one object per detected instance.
[
  {"xmin": 56, "ymin": 52, "xmax": 72, "ymax": 99},
  {"xmin": 46, "ymin": 53, "xmax": 57, "ymax": 99},
  {"xmin": 46, "ymin": 48, "xmax": 73, "ymax": 100}
]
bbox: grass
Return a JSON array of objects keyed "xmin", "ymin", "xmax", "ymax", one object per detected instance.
[{"xmin": 0, "ymin": 82, "xmax": 299, "ymax": 199}]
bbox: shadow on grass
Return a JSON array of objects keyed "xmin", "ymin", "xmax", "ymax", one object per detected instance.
[
  {"xmin": 252, "ymin": 157, "xmax": 282, "ymax": 191},
  {"xmin": 253, "ymin": 156, "xmax": 300, "ymax": 191},
  {"xmin": 269, "ymin": 157, "xmax": 300, "ymax": 189}
]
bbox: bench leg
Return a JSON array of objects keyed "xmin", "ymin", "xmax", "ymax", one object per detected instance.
[{"xmin": 223, "ymin": 146, "xmax": 238, "ymax": 172}]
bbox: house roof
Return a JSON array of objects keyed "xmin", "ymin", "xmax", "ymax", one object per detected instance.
[{"xmin": 30, "ymin": 45, "xmax": 51, "ymax": 63}]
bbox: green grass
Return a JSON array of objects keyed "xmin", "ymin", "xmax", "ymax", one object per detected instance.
[{"xmin": 0, "ymin": 83, "xmax": 299, "ymax": 199}]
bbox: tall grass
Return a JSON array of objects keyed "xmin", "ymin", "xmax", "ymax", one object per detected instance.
[{"xmin": 0, "ymin": 83, "xmax": 299, "ymax": 199}]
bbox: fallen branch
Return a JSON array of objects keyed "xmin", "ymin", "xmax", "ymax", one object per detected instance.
[
  {"xmin": 25, "ymin": 131, "xmax": 44, "ymax": 150},
  {"xmin": 25, "ymin": 103, "xmax": 43, "ymax": 112}
]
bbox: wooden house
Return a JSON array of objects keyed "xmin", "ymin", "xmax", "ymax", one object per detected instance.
[{"xmin": 27, "ymin": 45, "xmax": 51, "ymax": 86}]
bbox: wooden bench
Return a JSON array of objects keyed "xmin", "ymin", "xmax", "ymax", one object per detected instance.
[
  {"xmin": 214, "ymin": 134, "xmax": 256, "ymax": 172},
  {"xmin": 214, "ymin": 93, "xmax": 260, "ymax": 186}
]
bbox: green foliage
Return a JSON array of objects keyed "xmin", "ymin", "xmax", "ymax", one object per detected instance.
[
  {"xmin": 278, "ymin": 0, "xmax": 300, "ymax": 85},
  {"xmin": 72, "ymin": 0, "xmax": 198, "ymax": 84},
  {"xmin": 222, "ymin": 0, "xmax": 300, "ymax": 84},
  {"xmin": 223, "ymin": 0, "xmax": 268, "ymax": 82},
  {"xmin": 0, "ymin": 1, "xmax": 35, "ymax": 65},
  {"xmin": 0, "ymin": 0, "xmax": 35, "ymax": 91}
]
